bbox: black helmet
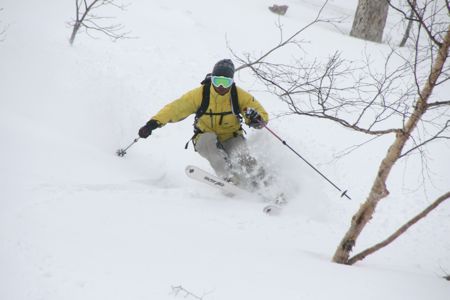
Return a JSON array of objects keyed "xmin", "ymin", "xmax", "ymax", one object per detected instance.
[{"xmin": 212, "ymin": 59, "xmax": 235, "ymax": 78}]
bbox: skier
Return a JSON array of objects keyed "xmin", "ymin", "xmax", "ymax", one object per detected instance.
[{"xmin": 138, "ymin": 59, "xmax": 269, "ymax": 190}]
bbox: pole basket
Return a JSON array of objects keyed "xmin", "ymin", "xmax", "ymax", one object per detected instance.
[{"xmin": 116, "ymin": 149, "xmax": 127, "ymax": 157}]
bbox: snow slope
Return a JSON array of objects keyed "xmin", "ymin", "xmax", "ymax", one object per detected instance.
[{"xmin": 1, "ymin": 0, "xmax": 449, "ymax": 299}]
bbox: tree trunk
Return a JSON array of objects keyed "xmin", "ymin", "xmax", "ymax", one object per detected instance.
[
  {"xmin": 333, "ymin": 26, "xmax": 450, "ymax": 264},
  {"xmin": 350, "ymin": 0, "xmax": 390, "ymax": 43}
]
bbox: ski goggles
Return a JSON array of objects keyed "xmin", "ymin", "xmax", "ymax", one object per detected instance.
[{"xmin": 211, "ymin": 76, "xmax": 234, "ymax": 89}]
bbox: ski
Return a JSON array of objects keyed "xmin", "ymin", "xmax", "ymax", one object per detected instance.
[
  {"xmin": 185, "ymin": 165, "xmax": 285, "ymax": 215},
  {"xmin": 185, "ymin": 165, "xmax": 245, "ymax": 197}
]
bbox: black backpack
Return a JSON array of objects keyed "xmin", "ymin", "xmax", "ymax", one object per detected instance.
[{"xmin": 184, "ymin": 74, "xmax": 243, "ymax": 149}]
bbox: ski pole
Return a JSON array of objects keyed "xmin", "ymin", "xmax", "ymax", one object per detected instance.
[
  {"xmin": 116, "ymin": 137, "xmax": 140, "ymax": 157},
  {"xmin": 260, "ymin": 122, "xmax": 351, "ymax": 200}
]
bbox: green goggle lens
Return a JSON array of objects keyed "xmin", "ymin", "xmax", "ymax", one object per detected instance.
[{"xmin": 211, "ymin": 76, "xmax": 234, "ymax": 88}]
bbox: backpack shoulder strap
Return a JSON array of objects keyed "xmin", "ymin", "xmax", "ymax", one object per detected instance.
[
  {"xmin": 185, "ymin": 76, "xmax": 210, "ymax": 149},
  {"xmin": 195, "ymin": 74, "xmax": 211, "ymax": 120},
  {"xmin": 230, "ymin": 83, "xmax": 241, "ymax": 120}
]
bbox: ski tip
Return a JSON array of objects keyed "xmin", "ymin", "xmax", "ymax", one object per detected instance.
[{"xmin": 185, "ymin": 165, "xmax": 196, "ymax": 174}]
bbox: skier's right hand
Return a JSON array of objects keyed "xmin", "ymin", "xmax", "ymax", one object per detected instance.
[{"xmin": 138, "ymin": 119, "xmax": 160, "ymax": 138}]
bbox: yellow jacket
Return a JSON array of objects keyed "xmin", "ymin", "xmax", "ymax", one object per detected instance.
[{"xmin": 151, "ymin": 84, "xmax": 269, "ymax": 142}]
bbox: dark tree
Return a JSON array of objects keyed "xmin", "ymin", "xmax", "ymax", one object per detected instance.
[{"xmin": 350, "ymin": 0, "xmax": 390, "ymax": 43}]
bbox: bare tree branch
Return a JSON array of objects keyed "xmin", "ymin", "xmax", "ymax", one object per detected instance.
[
  {"xmin": 401, "ymin": 120, "xmax": 450, "ymax": 157},
  {"xmin": 388, "ymin": 0, "xmax": 445, "ymax": 47},
  {"xmin": 399, "ymin": 0, "xmax": 417, "ymax": 47},
  {"xmin": 329, "ymin": 135, "xmax": 383, "ymax": 162},
  {"xmin": 234, "ymin": 42, "xmax": 415, "ymax": 135},
  {"xmin": 428, "ymin": 100, "xmax": 450, "ymax": 108},
  {"xmin": 68, "ymin": 0, "xmax": 133, "ymax": 45},
  {"xmin": 347, "ymin": 191, "xmax": 450, "ymax": 265},
  {"xmin": 233, "ymin": 0, "xmax": 449, "ymax": 153}
]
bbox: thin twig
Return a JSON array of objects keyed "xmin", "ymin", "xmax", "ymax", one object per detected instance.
[{"xmin": 171, "ymin": 285, "xmax": 213, "ymax": 300}]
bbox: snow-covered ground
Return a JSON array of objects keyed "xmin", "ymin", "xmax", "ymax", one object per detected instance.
[{"xmin": 1, "ymin": 0, "xmax": 449, "ymax": 299}]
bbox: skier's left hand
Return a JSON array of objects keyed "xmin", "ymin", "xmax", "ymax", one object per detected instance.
[{"xmin": 245, "ymin": 108, "xmax": 264, "ymax": 129}]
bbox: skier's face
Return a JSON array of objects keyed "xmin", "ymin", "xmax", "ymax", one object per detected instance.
[{"xmin": 213, "ymin": 85, "xmax": 230, "ymax": 96}]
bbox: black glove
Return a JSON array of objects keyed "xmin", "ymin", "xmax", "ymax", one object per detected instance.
[
  {"xmin": 138, "ymin": 119, "xmax": 160, "ymax": 138},
  {"xmin": 245, "ymin": 108, "xmax": 264, "ymax": 129}
]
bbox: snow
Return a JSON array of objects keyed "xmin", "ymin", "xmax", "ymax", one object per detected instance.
[{"xmin": 1, "ymin": 0, "xmax": 450, "ymax": 299}]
